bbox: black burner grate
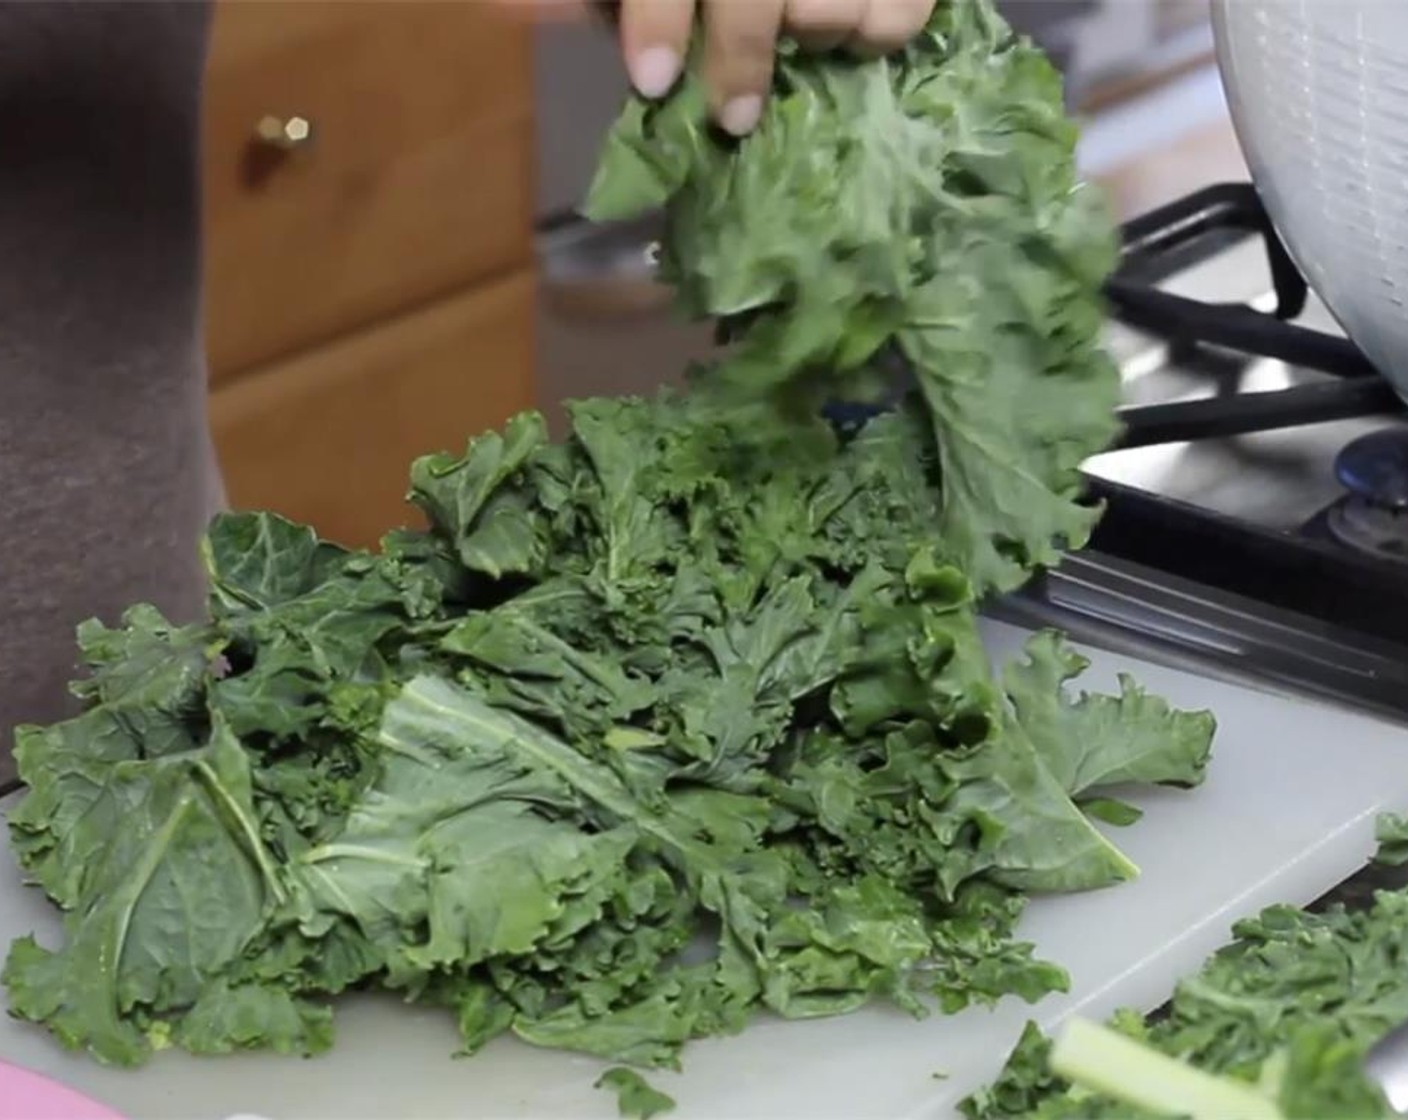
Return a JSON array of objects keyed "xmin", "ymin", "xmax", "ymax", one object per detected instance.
[
  {"xmin": 1089, "ymin": 182, "xmax": 1408, "ymax": 641},
  {"xmin": 1110, "ymin": 183, "xmax": 1401, "ymax": 450}
]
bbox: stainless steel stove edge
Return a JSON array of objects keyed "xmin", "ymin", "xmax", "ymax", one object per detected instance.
[{"xmin": 996, "ymin": 550, "xmax": 1408, "ymax": 725}]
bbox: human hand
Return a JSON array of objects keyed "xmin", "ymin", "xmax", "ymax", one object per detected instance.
[{"xmin": 616, "ymin": 0, "xmax": 937, "ymax": 135}]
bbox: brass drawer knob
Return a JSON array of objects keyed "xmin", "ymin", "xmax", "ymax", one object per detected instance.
[{"xmin": 254, "ymin": 114, "xmax": 314, "ymax": 151}]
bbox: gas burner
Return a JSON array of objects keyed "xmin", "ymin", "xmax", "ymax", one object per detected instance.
[
  {"xmin": 1335, "ymin": 428, "xmax": 1408, "ymax": 510},
  {"xmin": 1079, "ymin": 181, "xmax": 1408, "ymax": 647},
  {"xmin": 1326, "ymin": 497, "xmax": 1408, "ymax": 562}
]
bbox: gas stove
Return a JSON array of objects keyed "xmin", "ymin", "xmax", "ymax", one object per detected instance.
[{"xmin": 1002, "ymin": 182, "xmax": 1408, "ymax": 722}]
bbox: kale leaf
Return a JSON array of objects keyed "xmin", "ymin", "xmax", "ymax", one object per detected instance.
[
  {"xmin": 966, "ymin": 892, "xmax": 1408, "ymax": 1119},
  {"xmin": 585, "ymin": 0, "xmax": 1119, "ymax": 595},
  {"xmin": 1046, "ymin": 1016, "xmax": 1387, "ymax": 1120},
  {"xmin": 596, "ymin": 1067, "xmax": 678, "ymax": 1119},
  {"xmin": 1374, "ymin": 812, "xmax": 1408, "ymax": 867}
]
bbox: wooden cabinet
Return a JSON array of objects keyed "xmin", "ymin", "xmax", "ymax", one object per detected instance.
[
  {"xmin": 202, "ymin": 1, "xmax": 536, "ymax": 547},
  {"xmin": 210, "ymin": 273, "xmax": 535, "ymax": 547}
]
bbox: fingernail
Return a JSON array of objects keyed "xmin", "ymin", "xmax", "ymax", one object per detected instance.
[
  {"xmin": 628, "ymin": 46, "xmax": 680, "ymax": 99},
  {"xmin": 719, "ymin": 94, "xmax": 763, "ymax": 137}
]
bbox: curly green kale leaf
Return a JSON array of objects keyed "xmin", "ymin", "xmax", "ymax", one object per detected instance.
[
  {"xmin": 1374, "ymin": 813, "xmax": 1408, "ymax": 867},
  {"xmin": 596, "ymin": 1067, "xmax": 678, "ymax": 1120},
  {"xmin": 967, "ymin": 892, "xmax": 1408, "ymax": 1119},
  {"xmin": 586, "ymin": 0, "xmax": 1120, "ymax": 595}
]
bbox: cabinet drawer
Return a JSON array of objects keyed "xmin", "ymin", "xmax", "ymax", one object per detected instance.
[
  {"xmin": 210, "ymin": 271, "xmax": 536, "ymax": 549},
  {"xmin": 203, "ymin": 1, "xmax": 533, "ymax": 380}
]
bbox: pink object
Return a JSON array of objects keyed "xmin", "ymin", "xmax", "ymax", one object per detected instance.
[{"xmin": 0, "ymin": 1059, "xmax": 126, "ymax": 1120}]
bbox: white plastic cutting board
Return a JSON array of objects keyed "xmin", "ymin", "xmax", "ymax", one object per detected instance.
[{"xmin": 3, "ymin": 619, "xmax": 1408, "ymax": 1120}]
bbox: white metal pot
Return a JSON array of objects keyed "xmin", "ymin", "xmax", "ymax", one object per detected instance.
[{"xmin": 1211, "ymin": 0, "xmax": 1408, "ymax": 397}]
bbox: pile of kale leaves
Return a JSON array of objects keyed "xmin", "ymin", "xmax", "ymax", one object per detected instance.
[
  {"xmin": 3, "ymin": 0, "xmax": 1216, "ymax": 1093},
  {"xmin": 964, "ymin": 888, "xmax": 1408, "ymax": 1119},
  {"xmin": 960, "ymin": 822, "xmax": 1408, "ymax": 1120}
]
